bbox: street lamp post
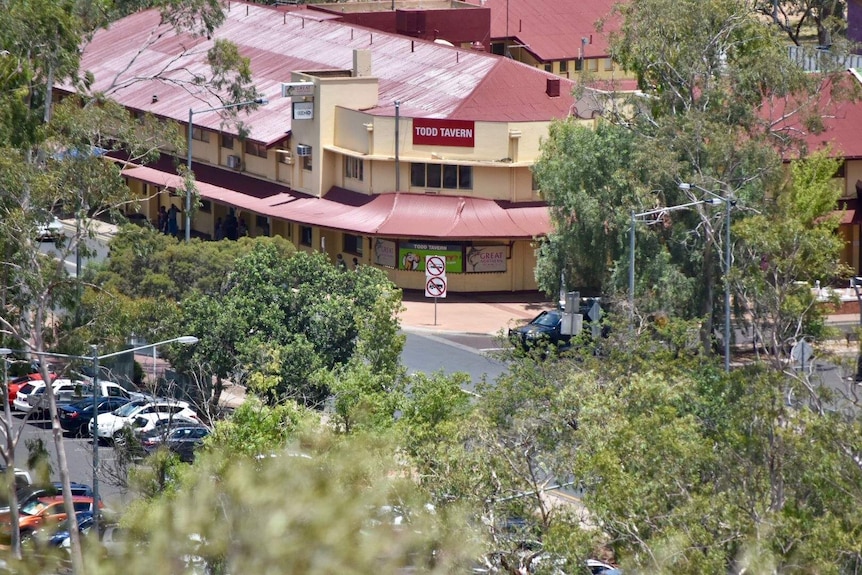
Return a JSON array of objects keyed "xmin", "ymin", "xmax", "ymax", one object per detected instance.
[
  {"xmin": 680, "ymin": 182, "xmax": 734, "ymax": 372},
  {"xmin": 629, "ymin": 199, "xmax": 719, "ymax": 316},
  {"xmin": 186, "ymin": 98, "xmax": 268, "ymax": 242}
]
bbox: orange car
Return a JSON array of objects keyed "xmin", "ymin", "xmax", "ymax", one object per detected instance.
[{"xmin": 0, "ymin": 495, "xmax": 100, "ymax": 538}]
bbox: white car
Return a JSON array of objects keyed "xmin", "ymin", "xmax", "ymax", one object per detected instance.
[
  {"xmin": 12, "ymin": 379, "xmax": 85, "ymax": 413},
  {"xmin": 36, "ymin": 216, "xmax": 64, "ymax": 241},
  {"xmin": 90, "ymin": 398, "xmax": 198, "ymax": 440},
  {"xmin": 15, "ymin": 379, "xmax": 132, "ymax": 413}
]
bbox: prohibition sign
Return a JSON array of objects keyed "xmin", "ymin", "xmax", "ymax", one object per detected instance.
[
  {"xmin": 425, "ymin": 255, "xmax": 446, "ymax": 277},
  {"xmin": 426, "ymin": 276, "xmax": 447, "ymax": 298}
]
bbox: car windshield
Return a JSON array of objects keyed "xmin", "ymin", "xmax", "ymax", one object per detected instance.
[
  {"xmin": 20, "ymin": 500, "xmax": 48, "ymax": 516},
  {"xmin": 531, "ymin": 311, "xmax": 561, "ymax": 327},
  {"xmin": 113, "ymin": 400, "xmax": 148, "ymax": 417}
]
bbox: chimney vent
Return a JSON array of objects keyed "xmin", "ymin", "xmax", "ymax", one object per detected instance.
[
  {"xmin": 546, "ymin": 78, "xmax": 561, "ymax": 97},
  {"xmin": 353, "ymin": 49, "xmax": 372, "ymax": 77}
]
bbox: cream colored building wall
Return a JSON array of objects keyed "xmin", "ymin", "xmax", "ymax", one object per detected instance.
[
  {"xmin": 335, "ymin": 108, "xmax": 372, "ymax": 154},
  {"xmin": 377, "ymin": 238, "xmax": 538, "ymax": 292},
  {"xmin": 844, "ymin": 160, "xmax": 862, "ymax": 198},
  {"xmin": 289, "ymin": 71, "xmax": 379, "ymax": 197}
]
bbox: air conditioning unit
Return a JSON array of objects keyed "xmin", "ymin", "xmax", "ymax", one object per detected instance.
[
  {"xmin": 226, "ymin": 155, "xmax": 242, "ymax": 170},
  {"xmin": 296, "ymin": 144, "xmax": 312, "ymax": 157}
]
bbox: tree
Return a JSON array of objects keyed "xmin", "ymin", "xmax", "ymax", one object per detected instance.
[
  {"xmin": 733, "ymin": 150, "xmax": 850, "ymax": 368},
  {"xmin": 170, "ymin": 246, "xmax": 404, "ymax": 409},
  {"xmin": 753, "ymin": 0, "xmax": 846, "ymax": 47},
  {"xmin": 537, "ymin": 0, "xmax": 841, "ymax": 352},
  {"xmin": 0, "ymin": 0, "xmax": 266, "ymax": 567}
]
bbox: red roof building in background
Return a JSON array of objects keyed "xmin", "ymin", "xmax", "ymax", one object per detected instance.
[{"xmin": 61, "ymin": 0, "xmax": 596, "ymax": 292}]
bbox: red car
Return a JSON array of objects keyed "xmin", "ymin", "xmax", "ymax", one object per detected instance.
[{"xmin": 5, "ymin": 372, "xmax": 56, "ymax": 403}]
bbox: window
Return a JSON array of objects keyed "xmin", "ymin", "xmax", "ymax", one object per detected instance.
[
  {"xmin": 278, "ymin": 149, "xmax": 292, "ymax": 164},
  {"xmin": 604, "ymin": 58, "xmax": 614, "ymax": 71},
  {"xmin": 491, "ymin": 43, "xmax": 505, "ymax": 56},
  {"xmin": 559, "ymin": 60, "xmax": 568, "ymax": 74},
  {"xmin": 411, "ymin": 163, "xmax": 472, "ymax": 191},
  {"xmin": 221, "ymin": 134, "xmax": 234, "ymax": 149},
  {"xmin": 345, "ymin": 157, "xmax": 364, "ymax": 181},
  {"xmin": 302, "ymin": 155, "xmax": 312, "ymax": 171},
  {"xmin": 343, "ymin": 234, "xmax": 363, "ymax": 255},
  {"xmin": 589, "ymin": 58, "xmax": 599, "ymax": 72},
  {"xmin": 575, "ymin": 59, "xmax": 583, "ymax": 71},
  {"xmin": 191, "ymin": 127, "xmax": 210, "ymax": 143},
  {"xmin": 543, "ymin": 63, "xmax": 552, "ymax": 73},
  {"xmin": 300, "ymin": 226, "xmax": 312, "ymax": 246},
  {"xmin": 834, "ymin": 161, "xmax": 846, "ymax": 178},
  {"xmin": 199, "ymin": 200, "xmax": 211, "ymax": 213},
  {"xmin": 244, "ymin": 141, "xmax": 267, "ymax": 158}
]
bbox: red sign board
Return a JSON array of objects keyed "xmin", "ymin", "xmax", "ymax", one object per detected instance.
[{"xmin": 412, "ymin": 118, "xmax": 475, "ymax": 148}]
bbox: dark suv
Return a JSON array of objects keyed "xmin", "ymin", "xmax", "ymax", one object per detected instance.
[
  {"xmin": 509, "ymin": 310, "xmax": 570, "ymax": 349},
  {"xmin": 508, "ymin": 299, "xmax": 607, "ymax": 352}
]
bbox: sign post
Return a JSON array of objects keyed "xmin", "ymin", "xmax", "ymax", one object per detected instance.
[{"xmin": 425, "ymin": 255, "xmax": 447, "ymax": 325}]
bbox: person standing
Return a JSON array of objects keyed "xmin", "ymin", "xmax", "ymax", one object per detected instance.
[
  {"xmin": 157, "ymin": 206, "xmax": 168, "ymax": 234},
  {"xmin": 167, "ymin": 205, "xmax": 179, "ymax": 236},
  {"xmin": 224, "ymin": 210, "xmax": 238, "ymax": 241}
]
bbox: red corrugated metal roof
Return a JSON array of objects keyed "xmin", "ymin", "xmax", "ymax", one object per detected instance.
[
  {"xmin": 270, "ymin": 191, "xmax": 548, "ymax": 239},
  {"xmin": 122, "ymin": 162, "xmax": 548, "ymax": 239},
  {"xmin": 66, "ymin": 1, "xmax": 574, "ymax": 140},
  {"xmin": 464, "ymin": 0, "xmax": 618, "ymax": 62},
  {"xmin": 767, "ymin": 72, "xmax": 862, "ymax": 160},
  {"xmin": 123, "ymin": 165, "xmax": 297, "ymax": 213}
]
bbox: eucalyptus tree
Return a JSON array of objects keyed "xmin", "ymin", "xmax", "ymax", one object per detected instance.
[{"xmin": 536, "ymin": 0, "xmax": 846, "ymax": 352}]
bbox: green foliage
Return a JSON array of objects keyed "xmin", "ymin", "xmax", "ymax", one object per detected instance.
[
  {"xmin": 533, "ymin": 121, "xmax": 636, "ymax": 293},
  {"xmin": 733, "ymin": 150, "xmax": 848, "ymax": 360},
  {"xmin": 167, "ymin": 245, "xmax": 403, "ymax": 407},
  {"xmin": 205, "ymin": 397, "xmax": 315, "ymax": 459},
  {"xmin": 107, "ymin": 433, "xmax": 480, "ymax": 575}
]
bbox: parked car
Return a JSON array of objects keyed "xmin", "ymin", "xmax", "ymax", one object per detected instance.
[
  {"xmin": 59, "ymin": 396, "xmax": 131, "ymax": 437},
  {"xmin": 35, "ymin": 511, "xmax": 94, "ymax": 547},
  {"xmin": 23, "ymin": 379, "xmax": 90, "ymax": 415},
  {"xmin": 0, "ymin": 482, "xmax": 94, "ymax": 515},
  {"xmin": 141, "ymin": 424, "xmax": 210, "ymax": 462},
  {"xmin": 5, "ymin": 372, "xmax": 56, "ymax": 403},
  {"xmin": 16, "ymin": 379, "xmax": 136, "ymax": 415},
  {"xmin": 508, "ymin": 299, "xmax": 607, "ymax": 352},
  {"xmin": 0, "ymin": 466, "xmax": 33, "ymax": 490},
  {"xmin": 0, "ymin": 495, "xmax": 100, "ymax": 538},
  {"xmin": 89, "ymin": 398, "xmax": 198, "ymax": 441},
  {"xmin": 587, "ymin": 559, "xmax": 622, "ymax": 574},
  {"xmin": 36, "ymin": 216, "xmax": 64, "ymax": 242},
  {"xmin": 508, "ymin": 309, "xmax": 571, "ymax": 350},
  {"xmin": 129, "ymin": 413, "xmax": 202, "ymax": 438}
]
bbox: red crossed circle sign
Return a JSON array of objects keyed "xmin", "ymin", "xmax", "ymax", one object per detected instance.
[
  {"xmin": 426, "ymin": 277, "xmax": 446, "ymax": 297},
  {"xmin": 426, "ymin": 256, "xmax": 446, "ymax": 277}
]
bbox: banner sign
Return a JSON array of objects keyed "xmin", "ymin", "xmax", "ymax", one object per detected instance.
[
  {"xmin": 373, "ymin": 238, "xmax": 397, "ymax": 268},
  {"xmin": 412, "ymin": 118, "xmax": 475, "ymax": 148},
  {"xmin": 398, "ymin": 242, "xmax": 462, "ymax": 272},
  {"xmin": 465, "ymin": 245, "xmax": 508, "ymax": 273}
]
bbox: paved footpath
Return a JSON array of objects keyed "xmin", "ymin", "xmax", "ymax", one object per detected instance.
[{"xmin": 398, "ymin": 290, "xmax": 554, "ymax": 335}]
